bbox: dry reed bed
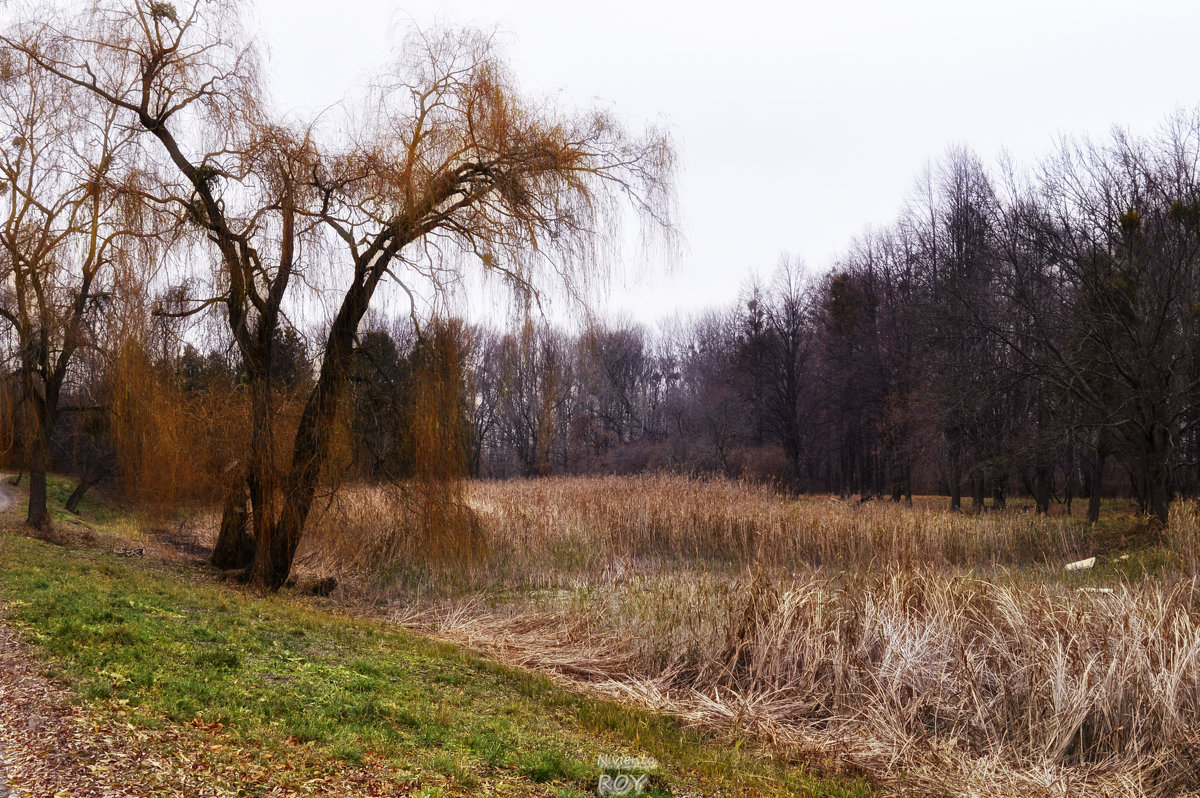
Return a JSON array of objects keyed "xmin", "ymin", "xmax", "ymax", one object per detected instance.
[
  {"xmin": 422, "ymin": 570, "xmax": 1200, "ymax": 797},
  {"xmin": 301, "ymin": 475, "xmax": 1086, "ymax": 592},
  {"xmin": 296, "ymin": 476, "xmax": 1200, "ymax": 797}
]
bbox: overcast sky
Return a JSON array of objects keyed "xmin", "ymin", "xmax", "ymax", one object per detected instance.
[{"xmin": 253, "ymin": 0, "xmax": 1200, "ymax": 326}]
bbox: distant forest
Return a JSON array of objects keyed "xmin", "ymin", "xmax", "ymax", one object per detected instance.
[{"xmin": 28, "ymin": 118, "xmax": 1200, "ymax": 527}]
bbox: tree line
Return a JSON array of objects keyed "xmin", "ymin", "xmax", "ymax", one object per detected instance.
[{"xmin": 329, "ymin": 125, "xmax": 1200, "ymax": 528}]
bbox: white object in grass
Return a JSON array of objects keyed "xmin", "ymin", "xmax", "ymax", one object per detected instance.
[{"xmin": 1064, "ymin": 557, "xmax": 1096, "ymax": 572}]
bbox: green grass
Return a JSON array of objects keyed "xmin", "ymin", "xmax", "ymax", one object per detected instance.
[
  {"xmin": 0, "ymin": 528, "xmax": 872, "ymax": 798},
  {"xmin": 5, "ymin": 471, "xmax": 127, "ymax": 530}
]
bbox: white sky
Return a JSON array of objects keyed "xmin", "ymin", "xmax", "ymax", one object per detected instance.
[{"xmin": 253, "ymin": 0, "xmax": 1200, "ymax": 327}]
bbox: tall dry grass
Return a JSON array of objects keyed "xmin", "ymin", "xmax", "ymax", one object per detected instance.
[
  {"xmin": 1170, "ymin": 500, "xmax": 1200, "ymax": 576},
  {"xmin": 467, "ymin": 475, "xmax": 1089, "ymax": 568},
  {"xmin": 427, "ymin": 569, "xmax": 1200, "ymax": 797},
  {"xmin": 301, "ymin": 475, "xmax": 1087, "ymax": 594},
  {"xmin": 294, "ymin": 476, "xmax": 1200, "ymax": 796}
]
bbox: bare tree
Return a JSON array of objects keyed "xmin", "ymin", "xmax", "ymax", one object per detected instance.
[
  {"xmin": 1016, "ymin": 121, "xmax": 1200, "ymax": 523},
  {"xmin": 762, "ymin": 257, "xmax": 815, "ymax": 492},
  {"xmin": 0, "ymin": 42, "xmax": 152, "ymax": 528}
]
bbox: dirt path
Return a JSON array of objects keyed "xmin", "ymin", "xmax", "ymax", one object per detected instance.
[
  {"xmin": 0, "ymin": 481, "xmax": 142, "ymax": 796},
  {"xmin": 0, "ymin": 480, "xmax": 16, "ymax": 795},
  {"xmin": 0, "ymin": 480, "xmax": 14, "ymax": 514},
  {"xmin": 0, "ymin": 621, "xmax": 157, "ymax": 797}
]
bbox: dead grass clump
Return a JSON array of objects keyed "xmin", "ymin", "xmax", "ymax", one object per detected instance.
[{"xmin": 1169, "ymin": 500, "xmax": 1200, "ymax": 575}]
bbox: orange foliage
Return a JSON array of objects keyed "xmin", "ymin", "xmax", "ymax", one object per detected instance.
[{"xmin": 405, "ymin": 320, "xmax": 484, "ymax": 564}]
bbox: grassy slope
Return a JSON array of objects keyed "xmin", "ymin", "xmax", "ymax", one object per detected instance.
[{"xmin": 0, "ymin": 480, "xmax": 871, "ymax": 798}]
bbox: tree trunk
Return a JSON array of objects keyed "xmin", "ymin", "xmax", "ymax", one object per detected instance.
[
  {"xmin": 947, "ymin": 443, "xmax": 962, "ymax": 511},
  {"xmin": 1034, "ymin": 463, "xmax": 1053, "ymax": 515},
  {"xmin": 784, "ymin": 432, "xmax": 803, "ymax": 496},
  {"xmin": 65, "ymin": 474, "xmax": 100, "ymax": 514},
  {"xmin": 211, "ymin": 354, "xmax": 276, "ymax": 574},
  {"xmin": 1147, "ymin": 472, "xmax": 1170, "ymax": 525},
  {"xmin": 1063, "ymin": 445, "xmax": 1078, "ymax": 516},
  {"xmin": 992, "ymin": 483, "xmax": 1006, "ymax": 510},
  {"xmin": 25, "ymin": 414, "xmax": 51, "ymax": 530},
  {"xmin": 1145, "ymin": 425, "xmax": 1172, "ymax": 526},
  {"xmin": 245, "ymin": 373, "xmax": 280, "ymax": 574},
  {"xmin": 211, "ymin": 484, "xmax": 255, "ymax": 570},
  {"xmin": 27, "ymin": 467, "xmax": 49, "ymax": 530},
  {"xmin": 1127, "ymin": 457, "xmax": 1148, "ymax": 515},
  {"xmin": 251, "ymin": 278, "xmax": 371, "ymax": 590},
  {"xmin": 970, "ymin": 469, "xmax": 986, "ymax": 514},
  {"xmin": 254, "ymin": 375, "xmax": 344, "ymax": 590},
  {"xmin": 1087, "ymin": 450, "xmax": 1107, "ymax": 524}
]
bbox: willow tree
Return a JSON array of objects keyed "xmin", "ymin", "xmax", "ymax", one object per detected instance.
[
  {"xmin": 7, "ymin": 0, "xmax": 675, "ymax": 588},
  {"xmin": 4, "ymin": 0, "xmax": 329, "ymax": 564},
  {"xmin": 0, "ymin": 41, "xmax": 152, "ymax": 529},
  {"xmin": 251, "ymin": 27, "xmax": 676, "ymax": 588}
]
